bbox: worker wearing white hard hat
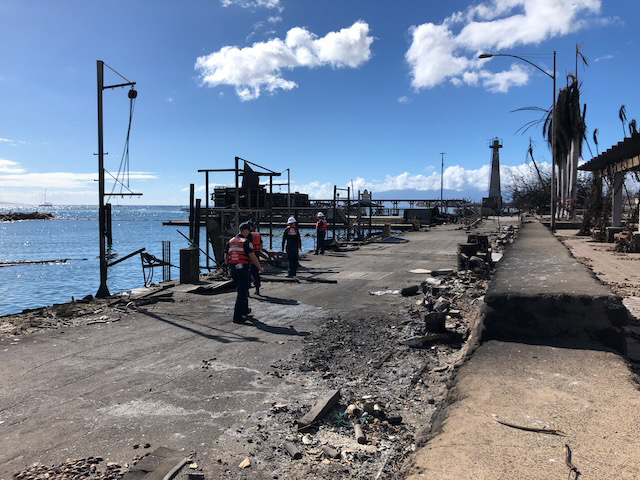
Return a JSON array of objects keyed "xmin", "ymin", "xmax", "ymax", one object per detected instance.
[
  {"xmin": 315, "ymin": 212, "xmax": 327, "ymax": 255},
  {"xmin": 282, "ymin": 216, "xmax": 301, "ymax": 277}
]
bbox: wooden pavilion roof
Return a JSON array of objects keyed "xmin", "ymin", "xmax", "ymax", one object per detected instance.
[{"xmin": 579, "ymin": 132, "xmax": 640, "ymax": 173}]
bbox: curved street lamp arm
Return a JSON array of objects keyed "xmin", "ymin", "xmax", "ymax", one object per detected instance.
[{"xmin": 480, "ymin": 53, "xmax": 553, "ymax": 80}]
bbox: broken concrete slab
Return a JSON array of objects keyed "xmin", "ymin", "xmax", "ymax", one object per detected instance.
[
  {"xmin": 297, "ymin": 389, "xmax": 341, "ymax": 431},
  {"xmin": 122, "ymin": 447, "xmax": 188, "ymax": 480}
]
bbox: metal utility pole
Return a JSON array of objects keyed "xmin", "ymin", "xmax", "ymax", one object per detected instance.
[
  {"xmin": 287, "ymin": 168, "xmax": 291, "ymax": 215},
  {"xmin": 440, "ymin": 152, "xmax": 446, "ymax": 206},
  {"xmin": 96, "ymin": 60, "xmax": 138, "ymax": 298},
  {"xmin": 551, "ymin": 50, "xmax": 557, "ymax": 232}
]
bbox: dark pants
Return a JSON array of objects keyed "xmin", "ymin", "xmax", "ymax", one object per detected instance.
[
  {"xmin": 230, "ymin": 265, "xmax": 250, "ymax": 320},
  {"xmin": 250, "ymin": 264, "xmax": 261, "ymax": 290},
  {"xmin": 286, "ymin": 246, "xmax": 299, "ymax": 276},
  {"xmin": 316, "ymin": 230, "xmax": 326, "ymax": 254}
]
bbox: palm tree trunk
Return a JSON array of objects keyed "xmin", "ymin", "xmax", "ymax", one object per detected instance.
[{"xmin": 568, "ymin": 137, "xmax": 580, "ymax": 218}]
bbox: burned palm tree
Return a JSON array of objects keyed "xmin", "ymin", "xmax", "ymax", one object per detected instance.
[
  {"xmin": 593, "ymin": 128, "xmax": 599, "ymax": 155},
  {"xmin": 542, "ymin": 77, "xmax": 586, "ymax": 218},
  {"xmin": 630, "ymin": 119, "xmax": 637, "ymax": 135},
  {"xmin": 619, "ymin": 105, "xmax": 627, "ymax": 137}
]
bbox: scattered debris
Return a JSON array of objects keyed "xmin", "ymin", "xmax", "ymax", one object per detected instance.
[
  {"xmin": 401, "ymin": 285, "xmax": 420, "ymax": 297},
  {"xmin": 368, "ymin": 289, "xmax": 400, "ymax": 296},
  {"xmin": 284, "ymin": 441, "xmax": 302, "ymax": 460},
  {"xmin": 12, "ymin": 457, "xmax": 126, "ymax": 480},
  {"xmin": 238, "ymin": 457, "xmax": 251, "ymax": 469},
  {"xmin": 564, "ymin": 443, "xmax": 581, "ymax": 480},
  {"xmin": 493, "ymin": 416, "xmax": 565, "ymax": 436},
  {"xmin": 321, "ymin": 445, "xmax": 340, "ymax": 459}
]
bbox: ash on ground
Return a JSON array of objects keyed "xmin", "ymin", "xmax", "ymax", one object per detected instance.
[{"xmin": 204, "ymin": 269, "xmax": 491, "ymax": 480}]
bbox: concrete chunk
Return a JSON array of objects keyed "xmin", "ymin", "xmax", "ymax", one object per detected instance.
[{"xmin": 298, "ymin": 389, "xmax": 340, "ymax": 430}]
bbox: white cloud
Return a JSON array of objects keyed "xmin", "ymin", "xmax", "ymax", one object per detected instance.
[
  {"xmin": 397, "ymin": 96, "xmax": 410, "ymax": 104},
  {"xmin": 0, "ymin": 138, "xmax": 12, "ymax": 143},
  {"xmin": 221, "ymin": 0, "xmax": 281, "ymax": 9},
  {"xmin": 407, "ymin": 0, "xmax": 601, "ymax": 92},
  {"xmin": 195, "ymin": 21, "xmax": 374, "ymax": 100},
  {"xmin": 594, "ymin": 53, "xmax": 614, "ymax": 62},
  {"xmin": 289, "ymin": 161, "xmax": 558, "ymax": 200},
  {"xmin": 0, "ymin": 171, "xmax": 156, "ymax": 188},
  {"xmin": 0, "ymin": 159, "xmax": 25, "ymax": 174},
  {"xmin": 267, "ymin": 15, "xmax": 282, "ymax": 24}
]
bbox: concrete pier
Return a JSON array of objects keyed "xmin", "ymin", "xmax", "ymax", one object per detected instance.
[{"xmin": 406, "ymin": 217, "xmax": 639, "ymax": 480}]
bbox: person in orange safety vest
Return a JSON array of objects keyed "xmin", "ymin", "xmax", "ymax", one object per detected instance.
[
  {"xmin": 225, "ymin": 222, "xmax": 264, "ymax": 323},
  {"xmin": 247, "ymin": 220, "xmax": 263, "ymax": 296}
]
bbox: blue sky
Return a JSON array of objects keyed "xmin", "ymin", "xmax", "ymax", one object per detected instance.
[{"xmin": 0, "ymin": 0, "xmax": 638, "ymax": 205}]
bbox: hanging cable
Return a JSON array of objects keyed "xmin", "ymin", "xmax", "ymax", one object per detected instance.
[{"xmin": 107, "ymin": 86, "xmax": 137, "ymax": 201}]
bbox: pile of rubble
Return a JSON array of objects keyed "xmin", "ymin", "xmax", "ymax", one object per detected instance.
[
  {"xmin": 13, "ymin": 457, "xmax": 127, "ymax": 480},
  {"xmin": 398, "ymin": 268, "xmax": 488, "ymax": 349}
]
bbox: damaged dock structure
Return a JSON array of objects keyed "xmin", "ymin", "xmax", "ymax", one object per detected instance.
[{"xmin": 166, "ymin": 156, "xmax": 477, "ymax": 273}]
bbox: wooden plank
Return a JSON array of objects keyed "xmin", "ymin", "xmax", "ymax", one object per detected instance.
[{"xmin": 298, "ymin": 389, "xmax": 340, "ymax": 430}]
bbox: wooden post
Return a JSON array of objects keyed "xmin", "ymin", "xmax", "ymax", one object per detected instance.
[
  {"xmin": 369, "ymin": 192, "xmax": 373, "ymax": 238},
  {"xmin": 234, "ymin": 156, "xmax": 240, "ymax": 231},
  {"xmin": 194, "ymin": 198, "xmax": 201, "ymax": 249},
  {"xmin": 333, "ymin": 185, "xmax": 337, "ymax": 242},
  {"xmin": 357, "ymin": 190, "xmax": 362, "ymax": 240},
  {"xmin": 269, "ymin": 176, "xmax": 273, "ymax": 250},
  {"xmin": 347, "ymin": 187, "xmax": 351, "ymax": 241},
  {"xmin": 189, "ymin": 183, "xmax": 195, "ymax": 241},
  {"xmin": 205, "ymin": 171, "xmax": 209, "ymax": 271},
  {"xmin": 105, "ymin": 203, "xmax": 112, "ymax": 247}
]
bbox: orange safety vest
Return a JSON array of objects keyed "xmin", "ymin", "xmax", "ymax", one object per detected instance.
[
  {"xmin": 227, "ymin": 236, "xmax": 251, "ymax": 264},
  {"xmin": 316, "ymin": 219, "xmax": 327, "ymax": 232},
  {"xmin": 250, "ymin": 231, "xmax": 262, "ymax": 252}
]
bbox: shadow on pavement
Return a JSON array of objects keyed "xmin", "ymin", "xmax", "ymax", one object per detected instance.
[
  {"xmin": 253, "ymin": 295, "xmax": 299, "ymax": 306},
  {"xmin": 138, "ymin": 308, "xmax": 264, "ymax": 344},
  {"xmin": 248, "ymin": 317, "xmax": 310, "ymax": 337}
]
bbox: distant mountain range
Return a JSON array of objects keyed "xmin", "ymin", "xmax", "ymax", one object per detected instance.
[{"xmin": 370, "ymin": 188, "xmax": 485, "ymax": 202}]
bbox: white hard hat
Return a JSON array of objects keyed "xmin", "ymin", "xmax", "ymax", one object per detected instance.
[
  {"xmin": 317, "ymin": 212, "xmax": 325, "ymax": 217},
  {"xmin": 287, "ymin": 216, "xmax": 297, "ymax": 224}
]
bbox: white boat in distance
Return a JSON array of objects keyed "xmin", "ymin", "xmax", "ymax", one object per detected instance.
[{"xmin": 39, "ymin": 189, "xmax": 53, "ymax": 207}]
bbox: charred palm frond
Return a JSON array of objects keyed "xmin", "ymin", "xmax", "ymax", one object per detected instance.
[
  {"xmin": 593, "ymin": 128, "xmax": 599, "ymax": 155},
  {"xmin": 512, "ymin": 106, "xmax": 549, "ymax": 135},
  {"xmin": 630, "ymin": 119, "xmax": 637, "ymax": 135},
  {"xmin": 619, "ymin": 105, "xmax": 627, "ymax": 137}
]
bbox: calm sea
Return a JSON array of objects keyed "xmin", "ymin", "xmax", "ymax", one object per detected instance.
[{"xmin": 0, "ymin": 205, "xmax": 316, "ymax": 316}]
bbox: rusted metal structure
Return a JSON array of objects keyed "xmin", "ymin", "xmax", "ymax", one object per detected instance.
[{"xmin": 172, "ymin": 156, "xmax": 477, "ymax": 273}]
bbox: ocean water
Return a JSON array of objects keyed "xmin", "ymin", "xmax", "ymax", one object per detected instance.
[{"xmin": 0, "ymin": 205, "xmax": 316, "ymax": 316}]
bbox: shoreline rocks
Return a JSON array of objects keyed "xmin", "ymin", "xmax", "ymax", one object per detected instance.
[{"xmin": 0, "ymin": 212, "xmax": 54, "ymax": 222}]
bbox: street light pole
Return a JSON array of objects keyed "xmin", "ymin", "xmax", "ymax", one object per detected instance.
[
  {"xmin": 440, "ymin": 152, "xmax": 445, "ymax": 206},
  {"xmin": 551, "ymin": 50, "xmax": 556, "ymax": 231},
  {"xmin": 286, "ymin": 168, "xmax": 291, "ymax": 216},
  {"xmin": 479, "ymin": 51, "xmax": 556, "ymax": 230}
]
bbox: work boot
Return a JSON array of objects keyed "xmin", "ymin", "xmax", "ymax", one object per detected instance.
[
  {"xmin": 255, "ymin": 286, "xmax": 260, "ymax": 296},
  {"xmin": 243, "ymin": 307, "xmax": 252, "ymax": 317},
  {"xmin": 233, "ymin": 318, "xmax": 247, "ymax": 324},
  {"xmin": 313, "ymin": 251, "xmax": 318, "ymax": 255}
]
